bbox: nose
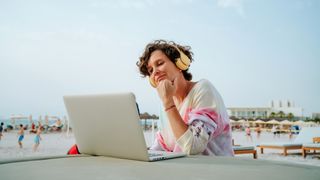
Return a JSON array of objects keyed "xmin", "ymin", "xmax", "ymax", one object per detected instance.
[{"xmin": 151, "ymin": 67, "xmax": 160, "ymax": 77}]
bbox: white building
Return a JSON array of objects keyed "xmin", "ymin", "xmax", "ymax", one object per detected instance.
[
  {"xmin": 228, "ymin": 100, "xmax": 303, "ymax": 119},
  {"xmin": 228, "ymin": 107, "xmax": 269, "ymax": 119},
  {"xmin": 270, "ymin": 100, "xmax": 303, "ymax": 118}
]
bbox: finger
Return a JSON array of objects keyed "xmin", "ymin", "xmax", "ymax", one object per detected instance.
[{"xmin": 156, "ymin": 80, "xmax": 165, "ymax": 91}]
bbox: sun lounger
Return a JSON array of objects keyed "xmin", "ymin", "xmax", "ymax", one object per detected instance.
[
  {"xmin": 233, "ymin": 146, "xmax": 257, "ymax": 159},
  {"xmin": 258, "ymin": 127, "xmax": 320, "ymax": 156},
  {"xmin": 302, "ymin": 143, "xmax": 320, "ymax": 158},
  {"xmin": 232, "ymin": 139, "xmax": 257, "ymax": 159},
  {"xmin": 302, "ymin": 137, "xmax": 320, "ymax": 158}
]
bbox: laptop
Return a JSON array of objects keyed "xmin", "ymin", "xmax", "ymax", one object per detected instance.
[{"xmin": 63, "ymin": 92, "xmax": 186, "ymax": 161}]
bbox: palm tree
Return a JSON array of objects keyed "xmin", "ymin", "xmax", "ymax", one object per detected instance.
[
  {"xmin": 277, "ymin": 111, "xmax": 285, "ymax": 118},
  {"xmin": 269, "ymin": 112, "xmax": 276, "ymax": 119},
  {"xmin": 314, "ymin": 117, "xmax": 320, "ymax": 123},
  {"xmin": 287, "ymin": 113, "xmax": 294, "ymax": 121}
]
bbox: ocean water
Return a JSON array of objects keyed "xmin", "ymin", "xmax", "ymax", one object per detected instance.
[
  {"xmin": 0, "ymin": 119, "xmax": 57, "ymax": 126},
  {"xmin": 0, "ymin": 118, "xmax": 158, "ymax": 129}
]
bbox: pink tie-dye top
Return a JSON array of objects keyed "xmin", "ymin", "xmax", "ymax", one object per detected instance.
[{"xmin": 150, "ymin": 79, "xmax": 234, "ymax": 156}]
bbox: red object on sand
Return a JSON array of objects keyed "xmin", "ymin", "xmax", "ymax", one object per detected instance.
[{"xmin": 67, "ymin": 144, "xmax": 80, "ymax": 155}]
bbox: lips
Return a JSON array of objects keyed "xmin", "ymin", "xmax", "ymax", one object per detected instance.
[{"xmin": 155, "ymin": 74, "xmax": 166, "ymax": 83}]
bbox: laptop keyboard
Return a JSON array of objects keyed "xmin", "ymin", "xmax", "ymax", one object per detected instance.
[{"xmin": 148, "ymin": 153, "xmax": 163, "ymax": 157}]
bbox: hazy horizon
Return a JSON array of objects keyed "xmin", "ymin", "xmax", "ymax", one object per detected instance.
[{"xmin": 1, "ymin": 0, "xmax": 319, "ymax": 118}]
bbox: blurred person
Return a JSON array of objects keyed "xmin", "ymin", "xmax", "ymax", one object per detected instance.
[
  {"xmin": 256, "ymin": 125, "xmax": 261, "ymax": 139},
  {"xmin": 18, "ymin": 124, "xmax": 25, "ymax": 148},
  {"xmin": 29, "ymin": 122, "xmax": 37, "ymax": 134},
  {"xmin": 0, "ymin": 122, "xmax": 4, "ymax": 140},
  {"xmin": 289, "ymin": 129, "xmax": 293, "ymax": 140},
  {"xmin": 33, "ymin": 126, "xmax": 42, "ymax": 152},
  {"xmin": 271, "ymin": 125, "xmax": 277, "ymax": 138},
  {"xmin": 245, "ymin": 126, "xmax": 252, "ymax": 142}
]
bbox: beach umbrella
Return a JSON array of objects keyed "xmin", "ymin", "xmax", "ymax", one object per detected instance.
[
  {"xmin": 151, "ymin": 114, "xmax": 159, "ymax": 120},
  {"xmin": 266, "ymin": 119, "xmax": 280, "ymax": 124},
  {"xmin": 229, "ymin": 119, "xmax": 237, "ymax": 125},
  {"xmin": 255, "ymin": 120, "xmax": 266, "ymax": 124},
  {"xmin": 280, "ymin": 120, "xmax": 293, "ymax": 125},
  {"xmin": 236, "ymin": 120, "xmax": 248, "ymax": 127},
  {"xmin": 294, "ymin": 120, "xmax": 305, "ymax": 125},
  {"xmin": 237, "ymin": 119, "xmax": 246, "ymax": 123},
  {"xmin": 140, "ymin": 112, "xmax": 152, "ymax": 130}
]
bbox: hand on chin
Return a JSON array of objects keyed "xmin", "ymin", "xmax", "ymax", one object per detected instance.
[{"xmin": 156, "ymin": 79, "xmax": 175, "ymax": 103}]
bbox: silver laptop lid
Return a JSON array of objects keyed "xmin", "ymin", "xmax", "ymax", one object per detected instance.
[{"xmin": 64, "ymin": 92, "xmax": 150, "ymax": 161}]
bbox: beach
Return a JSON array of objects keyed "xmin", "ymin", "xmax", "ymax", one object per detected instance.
[{"xmin": 0, "ymin": 130, "xmax": 319, "ymax": 167}]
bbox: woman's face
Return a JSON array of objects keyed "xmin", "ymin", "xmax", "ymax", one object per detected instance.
[{"xmin": 147, "ymin": 50, "xmax": 180, "ymax": 85}]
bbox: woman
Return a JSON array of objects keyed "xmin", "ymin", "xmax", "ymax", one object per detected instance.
[{"xmin": 136, "ymin": 40, "xmax": 234, "ymax": 156}]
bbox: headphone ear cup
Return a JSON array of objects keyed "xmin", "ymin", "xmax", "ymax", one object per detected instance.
[
  {"xmin": 149, "ymin": 77, "xmax": 157, "ymax": 88},
  {"xmin": 175, "ymin": 58, "xmax": 189, "ymax": 70},
  {"xmin": 174, "ymin": 47, "xmax": 191, "ymax": 70}
]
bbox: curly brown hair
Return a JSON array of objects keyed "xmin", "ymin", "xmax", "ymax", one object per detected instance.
[{"xmin": 136, "ymin": 40, "xmax": 194, "ymax": 81}]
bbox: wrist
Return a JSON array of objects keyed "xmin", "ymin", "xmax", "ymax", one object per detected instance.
[
  {"xmin": 162, "ymin": 98, "xmax": 174, "ymax": 109},
  {"xmin": 165, "ymin": 104, "xmax": 176, "ymax": 112}
]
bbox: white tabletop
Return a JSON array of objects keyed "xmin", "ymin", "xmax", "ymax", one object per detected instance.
[{"xmin": 0, "ymin": 155, "xmax": 319, "ymax": 180}]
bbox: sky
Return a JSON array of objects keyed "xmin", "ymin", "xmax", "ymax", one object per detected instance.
[{"xmin": 0, "ymin": 0, "xmax": 319, "ymax": 118}]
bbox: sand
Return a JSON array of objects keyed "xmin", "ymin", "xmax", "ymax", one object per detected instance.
[{"xmin": 0, "ymin": 130, "xmax": 319, "ymax": 167}]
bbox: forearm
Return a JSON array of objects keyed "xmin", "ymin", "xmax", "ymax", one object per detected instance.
[{"xmin": 165, "ymin": 106, "xmax": 188, "ymax": 140}]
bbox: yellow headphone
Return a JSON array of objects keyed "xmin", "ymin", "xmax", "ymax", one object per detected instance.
[
  {"xmin": 149, "ymin": 45, "xmax": 191, "ymax": 88},
  {"xmin": 173, "ymin": 45, "xmax": 191, "ymax": 71},
  {"xmin": 149, "ymin": 77, "xmax": 157, "ymax": 88}
]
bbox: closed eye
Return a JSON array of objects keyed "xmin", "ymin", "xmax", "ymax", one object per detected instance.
[
  {"xmin": 148, "ymin": 60, "xmax": 164, "ymax": 75},
  {"xmin": 157, "ymin": 61, "xmax": 164, "ymax": 66},
  {"xmin": 147, "ymin": 67, "xmax": 153, "ymax": 75}
]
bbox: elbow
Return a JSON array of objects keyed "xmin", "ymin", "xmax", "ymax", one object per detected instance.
[
  {"xmin": 181, "ymin": 139, "xmax": 207, "ymax": 155},
  {"xmin": 189, "ymin": 141, "xmax": 207, "ymax": 155},
  {"xmin": 176, "ymin": 128, "xmax": 210, "ymax": 155}
]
